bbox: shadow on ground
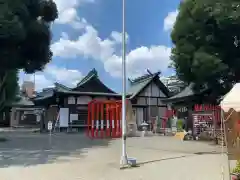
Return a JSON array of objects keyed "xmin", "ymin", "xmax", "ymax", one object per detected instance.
[
  {"xmin": 0, "ymin": 132, "xmax": 112, "ymax": 168},
  {"xmin": 137, "ymin": 152, "xmax": 221, "ymax": 166},
  {"xmin": 138, "ymin": 155, "xmax": 194, "ymax": 166}
]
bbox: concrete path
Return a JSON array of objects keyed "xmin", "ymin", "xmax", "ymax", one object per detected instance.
[{"xmin": 0, "ymin": 133, "xmax": 232, "ymax": 180}]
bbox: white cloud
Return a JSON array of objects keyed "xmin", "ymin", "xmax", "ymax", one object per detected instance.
[
  {"xmin": 104, "ymin": 46, "xmax": 171, "ymax": 78},
  {"xmin": 51, "ymin": 0, "xmax": 172, "ymax": 83},
  {"xmin": 51, "ymin": 26, "xmax": 120, "ymax": 60},
  {"xmin": 163, "ymin": 10, "xmax": 178, "ymax": 31},
  {"xmin": 54, "ymin": 0, "xmax": 94, "ymax": 29},
  {"xmin": 110, "ymin": 31, "xmax": 129, "ymax": 44},
  {"xmin": 110, "ymin": 31, "xmax": 122, "ymax": 43},
  {"xmin": 51, "ymin": 23, "xmax": 171, "ymax": 79},
  {"xmin": 30, "ymin": 74, "xmax": 54, "ymax": 90},
  {"xmin": 45, "ymin": 65, "xmax": 83, "ymax": 86},
  {"xmin": 19, "ymin": 0, "xmax": 175, "ymax": 90},
  {"xmin": 19, "ymin": 65, "xmax": 83, "ymax": 91},
  {"xmin": 61, "ymin": 32, "xmax": 69, "ymax": 39},
  {"xmin": 19, "ymin": 73, "xmax": 53, "ymax": 91}
]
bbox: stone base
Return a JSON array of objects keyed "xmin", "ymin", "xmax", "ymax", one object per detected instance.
[
  {"xmin": 141, "ymin": 130, "xmax": 155, "ymax": 137},
  {"xmin": 127, "ymin": 123, "xmax": 138, "ymax": 137}
]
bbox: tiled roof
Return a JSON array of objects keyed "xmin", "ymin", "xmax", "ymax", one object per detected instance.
[
  {"xmin": 165, "ymin": 83, "xmax": 195, "ymax": 101},
  {"xmin": 33, "ymin": 69, "xmax": 118, "ymax": 101},
  {"xmin": 163, "ymin": 83, "xmax": 208, "ymax": 102},
  {"xmin": 72, "ymin": 68, "xmax": 116, "ymax": 94},
  {"xmin": 127, "ymin": 76, "xmax": 153, "ymax": 97},
  {"xmin": 56, "ymin": 90, "xmax": 121, "ymax": 96},
  {"xmin": 76, "ymin": 68, "xmax": 97, "ymax": 87},
  {"xmin": 34, "ymin": 82, "xmax": 72, "ymax": 101},
  {"xmin": 34, "ymin": 88, "xmax": 55, "ymax": 101},
  {"xmin": 9, "ymin": 96, "xmax": 34, "ymax": 107},
  {"xmin": 127, "ymin": 71, "xmax": 170, "ymax": 99},
  {"xmin": 54, "ymin": 82, "xmax": 71, "ymax": 92}
]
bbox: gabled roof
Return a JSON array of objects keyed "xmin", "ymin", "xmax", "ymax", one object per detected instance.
[
  {"xmin": 56, "ymin": 90, "xmax": 121, "ymax": 97},
  {"xmin": 8, "ymin": 95, "xmax": 34, "ymax": 107},
  {"xmin": 162, "ymin": 83, "xmax": 208, "ymax": 103},
  {"xmin": 54, "ymin": 82, "xmax": 71, "ymax": 92},
  {"xmin": 72, "ymin": 68, "xmax": 116, "ymax": 93},
  {"xmin": 33, "ymin": 83, "xmax": 69, "ymax": 101},
  {"xmin": 34, "ymin": 69, "xmax": 118, "ymax": 101},
  {"xmin": 127, "ymin": 71, "xmax": 170, "ymax": 99},
  {"xmin": 76, "ymin": 68, "xmax": 97, "ymax": 87},
  {"xmin": 34, "ymin": 88, "xmax": 55, "ymax": 101},
  {"xmin": 165, "ymin": 83, "xmax": 195, "ymax": 101}
]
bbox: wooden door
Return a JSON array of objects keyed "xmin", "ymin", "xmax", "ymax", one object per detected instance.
[{"xmin": 137, "ymin": 108, "xmax": 144, "ymax": 126}]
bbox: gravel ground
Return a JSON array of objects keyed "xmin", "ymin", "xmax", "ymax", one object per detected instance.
[{"xmin": 0, "ymin": 133, "xmax": 233, "ymax": 180}]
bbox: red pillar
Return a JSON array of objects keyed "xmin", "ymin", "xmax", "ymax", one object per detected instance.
[
  {"xmin": 116, "ymin": 103, "xmax": 120, "ymax": 138},
  {"xmin": 95, "ymin": 102, "xmax": 100, "ymax": 138},
  {"xmin": 119, "ymin": 103, "xmax": 122, "ymax": 137},
  {"xmin": 100, "ymin": 102, "xmax": 104, "ymax": 138},
  {"xmin": 91, "ymin": 102, "xmax": 95, "ymax": 138},
  {"xmin": 106, "ymin": 104, "xmax": 110, "ymax": 137},
  {"xmin": 86, "ymin": 102, "xmax": 91, "ymax": 137},
  {"xmin": 109, "ymin": 103, "xmax": 114, "ymax": 138},
  {"xmin": 115, "ymin": 102, "xmax": 118, "ymax": 138}
]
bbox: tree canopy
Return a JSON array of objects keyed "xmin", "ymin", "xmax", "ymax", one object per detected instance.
[
  {"xmin": 0, "ymin": 0, "xmax": 58, "ymax": 110},
  {"xmin": 171, "ymin": 0, "xmax": 240, "ymax": 98},
  {"xmin": 0, "ymin": 0, "xmax": 58, "ymax": 73}
]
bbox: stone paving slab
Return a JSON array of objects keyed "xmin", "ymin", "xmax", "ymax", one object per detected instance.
[{"xmin": 0, "ymin": 134, "xmax": 233, "ymax": 180}]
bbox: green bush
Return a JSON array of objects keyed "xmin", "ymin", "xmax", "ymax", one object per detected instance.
[
  {"xmin": 176, "ymin": 119, "xmax": 183, "ymax": 131},
  {"xmin": 232, "ymin": 160, "xmax": 240, "ymax": 173}
]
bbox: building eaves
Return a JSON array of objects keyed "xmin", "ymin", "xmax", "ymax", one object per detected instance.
[
  {"xmin": 162, "ymin": 83, "xmax": 207, "ymax": 102},
  {"xmin": 76, "ymin": 68, "xmax": 97, "ymax": 87},
  {"xmin": 56, "ymin": 89, "xmax": 121, "ymax": 97},
  {"xmin": 168, "ymin": 83, "xmax": 194, "ymax": 100},
  {"xmin": 8, "ymin": 95, "xmax": 34, "ymax": 107},
  {"xmin": 54, "ymin": 82, "xmax": 71, "ymax": 91},
  {"xmin": 33, "ymin": 88, "xmax": 55, "ymax": 101},
  {"xmin": 127, "ymin": 71, "xmax": 170, "ymax": 99},
  {"xmin": 127, "ymin": 78, "xmax": 153, "ymax": 99}
]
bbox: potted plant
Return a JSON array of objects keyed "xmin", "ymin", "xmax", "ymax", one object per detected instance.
[
  {"xmin": 232, "ymin": 160, "xmax": 240, "ymax": 180},
  {"xmin": 176, "ymin": 119, "xmax": 183, "ymax": 132}
]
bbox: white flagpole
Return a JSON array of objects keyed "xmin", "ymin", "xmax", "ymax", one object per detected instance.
[
  {"xmin": 34, "ymin": 73, "xmax": 36, "ymax": 91},
  {"xmin": 120, "ymin": 0, "xmax": 128, "ymax": 167}
]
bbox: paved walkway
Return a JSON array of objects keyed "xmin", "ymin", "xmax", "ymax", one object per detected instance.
[{"xmin": 0, "ymin": 134, "xmax": 232, "ymax": 180}]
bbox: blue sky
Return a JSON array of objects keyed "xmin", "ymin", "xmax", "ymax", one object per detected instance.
[{"xmin": 20, "ymin": 0, "xmax": 180, "ymax": 92}]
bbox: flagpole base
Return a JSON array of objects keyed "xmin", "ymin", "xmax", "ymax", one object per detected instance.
[{"xmin": 120, "ymin": 155, "xmax": 128, "ymax": 167}]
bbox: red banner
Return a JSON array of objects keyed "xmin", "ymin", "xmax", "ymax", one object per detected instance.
[{"xmin": 194, "ymin": 104, "xmax": 220, "ymax": 111}]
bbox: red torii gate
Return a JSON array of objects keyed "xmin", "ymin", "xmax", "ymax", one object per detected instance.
[{"xmin": 86, "ymin": 100, "xmax": 126, "ymax": 139}]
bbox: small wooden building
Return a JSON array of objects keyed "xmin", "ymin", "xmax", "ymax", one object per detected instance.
[
  {"xmin": 162, "ymin": 83, "xmax": 220, "ymax": 133},
  {"xmin": 1, "ymin": 95, "xmax": 43, "ymax": 128}
]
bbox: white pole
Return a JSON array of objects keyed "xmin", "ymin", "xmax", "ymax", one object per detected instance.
[
  {"xmin": 34, "ymin": 73, "xmax": 36, "ymax": 92},
  {"xmin": 148, "ymin": 87, "xmax": 151, "ymax": 130},
  {"xmin": 120, "ymin": 0, "xmax": 128, "ymax": 167},
  {"xmin": 221, "ymin": 110, "xmax": 231, "ymax": 180}
]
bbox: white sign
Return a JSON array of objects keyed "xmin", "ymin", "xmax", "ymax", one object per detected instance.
[
  {"xmin": 36, "ymin": 115, "xmax": 41, "ymax": 122},
  {"xmin": 70, "ymin": 114, "xmax": 78, "ymax": 123},
  {"xmin": 59, "ymin": 108, "xmax": 69, "ymax": 127},
  {"xmin": 48, "ymin": 121, "xmax": 53, "ymax": 131},
  {"xmin": 34, "ymin": 109, "xmax": 43, "ymax": 115}
]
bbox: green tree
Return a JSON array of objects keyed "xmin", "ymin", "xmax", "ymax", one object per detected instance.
[
  {"xmin": 0, "ymin": 0, "xmax": 58, "ymax": 110},
  {"xmin": 171, "ymin": 0, "xmax": 240, "ymax": 100},
  {"xmin": 2, "ymin": 70, "xmax": 19, "ymax": 105}
]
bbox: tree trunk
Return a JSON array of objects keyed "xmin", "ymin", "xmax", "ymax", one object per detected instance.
[{"xmin": 0, "ymin": 72, "xmax": 9, "ymax": 112}]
